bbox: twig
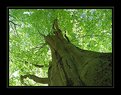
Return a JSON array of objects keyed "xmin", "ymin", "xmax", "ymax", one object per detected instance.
[
  {"xmin": 9, "ymin": 20, "xmax": 20, "ymax": 38},
  {"xmin": 30, "ymin": 43, "xmax": 47, "ymax": 50},
  {"xmin": 37, "ymin": 30, "xmax": 45, "ymax": 37}
]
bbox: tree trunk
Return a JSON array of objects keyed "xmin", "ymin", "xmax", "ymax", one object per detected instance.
[{"xmin": 44, "ymin": 30, "xmax": 112, "ymax": 86}]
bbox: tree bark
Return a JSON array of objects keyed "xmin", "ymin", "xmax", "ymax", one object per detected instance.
[{"xmin": 44, "ymin": 30, "xmax": 112, "ymax": 86}]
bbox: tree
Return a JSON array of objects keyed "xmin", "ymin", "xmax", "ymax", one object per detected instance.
[
  {"xmin": 9, "ymin": 9, "xmax": 112, "ymax": 86},
  {"xmin": 46, "ymin": 19, "xmax": 112, "ymax": 86}
]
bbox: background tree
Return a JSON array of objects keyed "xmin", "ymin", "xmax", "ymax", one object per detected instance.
[{"xmin": 9, "ymin": 9, "xmax": 112, "ymax": 86}]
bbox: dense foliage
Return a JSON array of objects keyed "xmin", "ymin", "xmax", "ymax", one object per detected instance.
[{"xmin": 9, "ymin": 9, "xmax": 112, "ymax": 86}]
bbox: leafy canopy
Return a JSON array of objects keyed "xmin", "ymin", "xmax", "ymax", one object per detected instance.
[{"xmin": 9, "ymin": 9, "xmax": 112, "ymax": 86}]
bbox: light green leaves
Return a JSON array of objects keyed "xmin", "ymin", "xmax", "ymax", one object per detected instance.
[{"xmin": 9, "ymin": 9, "xmax": 112, "ymax": 86}]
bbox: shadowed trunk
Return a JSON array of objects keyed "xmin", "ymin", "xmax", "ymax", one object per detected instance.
[
  {"xmin": 22, "ymin": 19, "xmax": 112, "ymax": 86},
  {"xmin": 44, "ymin": 29, "xmax": 112, "ymax": 86}
]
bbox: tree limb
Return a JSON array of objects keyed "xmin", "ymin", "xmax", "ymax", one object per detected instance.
[
  {"xmin": 25, "ymin": 61, "xmax": 45, "ymax": 68},
  {"xmin": 20, "ymin": 74, "xmax": 48, "ymax": 84}
]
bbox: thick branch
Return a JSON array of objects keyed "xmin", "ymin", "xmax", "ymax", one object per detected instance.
[{"xmin": 20, "ymin": 74, "xmax": 48, "ymax": 84}]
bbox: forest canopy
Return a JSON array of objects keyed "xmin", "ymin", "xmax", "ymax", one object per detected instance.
[{"xmin": 9, "ymin": 9, "xmax": 112, "ymax": 86}]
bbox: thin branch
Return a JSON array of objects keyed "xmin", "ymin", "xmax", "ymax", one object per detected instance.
[
  {"xmin": 9, "ymin": 20, "xmax": 21, "ymax": 26},
  {"xmin": 9, "ymin": 23, "xmax": 16, "ymax": 35},
  {"xmin": 9, "ymin": 14, "xmax": 21, "ymax": 21},
  {"xmin": 9, "ymin": 20, "xmax": 20, "ymax": 38},
  {"xmin": 9, "ymin": 20, "xmax": 18, "ymax": 25},
  {"xmin": 80, "ymin": 34, "xmax": 110, "ymax": 39},
  {"xmin": 71, "ymin": 34, "xmax": 110, "ymax": 42},
  {"xmin": 24, "ymin": 61, "xmax": 45, "ymax": 68},
  {"xmin": 30, "ymin": 43, "xmax": 47, "ymax": 50},
  {"xmin": 37, "ymin": 30, "xmax": 45, "ymax": 37},
  {"xmin": 33, "ymin": 64, "xmax": 44, "ymax": 68}
]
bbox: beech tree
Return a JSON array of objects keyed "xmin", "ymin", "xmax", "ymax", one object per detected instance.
[{"xmin": 9, "ymin": 9, "xmax": 112, "ymax": 86}]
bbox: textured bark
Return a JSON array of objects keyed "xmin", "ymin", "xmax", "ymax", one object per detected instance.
[{"xmin": 44, "ymin": 30, "xmax": 112, "ymax": 86}]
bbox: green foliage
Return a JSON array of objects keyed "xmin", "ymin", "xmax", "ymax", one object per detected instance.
[{"xmin": 9, "ymin": 9, "xmax": 112, "ymax": 86}]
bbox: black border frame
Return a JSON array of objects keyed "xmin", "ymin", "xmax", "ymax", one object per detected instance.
[{"xmin": 7, "ymin": 6, "xmax": 114, "ymax": 89}]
